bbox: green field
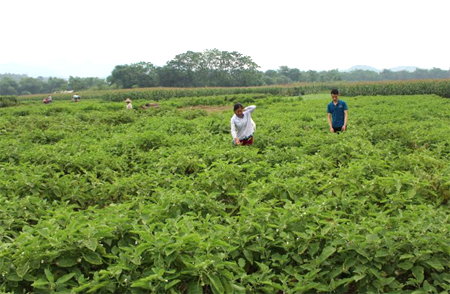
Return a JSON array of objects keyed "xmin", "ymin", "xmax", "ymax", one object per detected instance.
[{"xmin": 1, "ymin": 94, "xmax": 449, "ymax": 293}]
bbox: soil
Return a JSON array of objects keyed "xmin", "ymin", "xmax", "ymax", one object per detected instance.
[{"xmin": 180, "ymin": 105, "xmax": 230, "ymax": 113}]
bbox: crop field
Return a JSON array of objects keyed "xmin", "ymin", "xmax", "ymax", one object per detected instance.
[
  {"xmin": 16, "ymin": 79, "xmax": 450, "ymax": 103},
  {"xmin": 1, "ymin": 93, "xmax": 450, "ymax": 293}
]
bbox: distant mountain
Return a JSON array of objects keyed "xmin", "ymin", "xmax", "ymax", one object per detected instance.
[
  {"xmin": 389, "ymin": 66, "xmax": 419, "ymax": 72},
  {"xmin": 345, "ymin": 65, "xmax": 381, "ymax": 73},
  {"xmin": 341, "ymin": 65, "xmax": 422, "ymax": 73}
]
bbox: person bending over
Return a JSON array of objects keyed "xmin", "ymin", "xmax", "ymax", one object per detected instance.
[{"xmin": 231, "ymin": 103, "xmax": 256, "ymax": 146}]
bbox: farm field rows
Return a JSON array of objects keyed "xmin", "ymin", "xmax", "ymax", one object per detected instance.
[{"xmin": 1, "ymin": 94, "xmax": 450, "ymax": 293}]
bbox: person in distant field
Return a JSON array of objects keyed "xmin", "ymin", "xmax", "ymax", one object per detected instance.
[
  {"xmin": 42, "ymin": 97, "xmax": 49, "ymax": 104},
  {"xmin": 73, "ymin": 93, "xmax": 81, "ymax": 102},
  {"xmin": 125, "ymin": 98, "xmax": 133, "ymax": 109},
  {"xmin": 231, "ymin": 103, "xmax": 256, "ymax": 146},
  {"xmin": 47, "ymin": 95, "xmax": 52, "ymax": 103},
  {"xmin": 327, "ymin": 89, "xmax": 348, "ymax": 133}
]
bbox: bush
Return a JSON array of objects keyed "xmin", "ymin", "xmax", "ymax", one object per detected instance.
[{"xmin": 0, "ymin": 95, "xmax": 18, "ymax": 108}]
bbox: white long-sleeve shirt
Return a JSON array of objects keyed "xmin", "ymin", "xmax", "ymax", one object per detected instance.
[{"xmin": 231, "ymin": 105, "xmax": 256, "ymax": 140}]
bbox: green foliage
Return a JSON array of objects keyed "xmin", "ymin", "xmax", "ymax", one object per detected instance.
[
  {"xmin": 0, "ymin": 94, "xmax": 449, "ymax": 293},
  {"xmin": 339, "ymin": 80, "xmax": 450, "ymax": 98},
  {"xmin": 0, "ymin": 95, "xmax": 18, "ymax": 108},
  {"xmin": 107, "ymin": 62, "xmax": 159, "ymax": 89},
  {"xmin": 69, "ymin": 76, "xmax": 108, "ymax": 91}
]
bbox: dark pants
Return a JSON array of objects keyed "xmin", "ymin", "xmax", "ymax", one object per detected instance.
[
  {"xmin": 233, "ymin": 136, "xmax": 254, "ymax": 146},
  {"xmin": 240, "ymin": 137, "xmax": 254, "ymax": 146}
]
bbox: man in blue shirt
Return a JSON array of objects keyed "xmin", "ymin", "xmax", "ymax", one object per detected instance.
[{"xmin": 327, "ymin": 89, "xmax": 348, "ymax": 133}]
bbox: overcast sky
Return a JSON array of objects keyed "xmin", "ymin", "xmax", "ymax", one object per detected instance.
[{"xmin": 1, "ymin": 0, "xmax": 448, "ymax": 77}]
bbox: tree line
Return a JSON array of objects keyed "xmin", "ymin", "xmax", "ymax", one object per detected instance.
[{"xmin": 1, "ymin": 49, "xmax": 449, "ymax": 95}]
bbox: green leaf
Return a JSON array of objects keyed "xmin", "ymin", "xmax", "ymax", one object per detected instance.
[
  {"xmin": 243, "ymin": 249, "xmax": 253, "ymax": 264},
  {"xmin": 238, "ymin": 258, "xmax": 246, "ymax": 268},
  {"xmin": 56, "ymin": 273, "xmax": 76, "ymax": 285},
  {"xmin": 45, "ymin": 268, "xmax": 54, "ymax": 283},
  {"xmin": 398, "ymin": 261, "xmax": 414, "ymax": 270},
  {"xmin": 206, "ymin": 273, "xmax": 224, "ymax": 294},
  {"xmin": 343, "ymin": 257, "xmax": 356, "ymax": 270},
  {"xmin": 220, "ymin": 276, "xmax": 233, "ymax": 293},
  {"xmin": 31, "ymin": 278, "xmax": 49, "ymax": 289},
  {"xmin": 318, "ymin": 246, "xmax": 336, "ymax": 263},
  {"xmin": 411, "ymin": 266, "xmax": 424, "ymax": 283},
  {"xmin": 232, "ymin": 284, "xmax": 247, "ymax": 293},
  {"xmin": 83, "ymin": 238, "xmax": 97, "ymax": 251},
  {"xmin": 309, "ymin": 242, "xmax": 320, "ymax": 257},
  {"xmin": 399, "ymin": 254, "xmax": 415, "ymax": 260},
  {"xmin": 57, "ymin": 257, "xmax": 78, "ymax": 267},
  {"xmin": 375, "ymin": 248, "xmax": 390, "ymax": 258},
  {"xmin": 426, "ymin": 257, "xmax": 444, "ymax": 270},
  {"xmin": 16, "ymin": 262, "xmax": 30, "ymax": 278},
  {"xmin": 86, "ymin": 281, "xmax": 110, "ymax": 293},
  {"xmin": 187, "ymin": 280, "xmax": 203, "ymax": 294},
  {"xmin": 131, "ymin": 274, "xmax": 157, "ymax": 289},
  {"xmin": 352, "ymin": 274, "xmax": 366, "ymax": 282},
  {"xmin": 423, "ymin": 280, "xmax": 437, "ymax": 292},
  {"xmin": 165, "ymin": 279, "xmax": 181, "ymax": 290},
  {"xmin": 82, "ymin": 251, "xmax": 102, "ymax": 265},
  {"xmin": 6, "ymin": 272, "xmax": 22, "ymax": 282}
]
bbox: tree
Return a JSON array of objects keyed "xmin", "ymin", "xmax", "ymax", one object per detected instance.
[
  {"xmin": 19, "ymin": 77, "xmax": 45, "ymax": 94},
  {"xmin": 107, "ymin": 62, "xmax": 159, "ymax": 88},
  {"xmin": 0, "ymin": 78, "xmax": 19, "ymax": 95},
  {"xmin": 46, "ymin": 77, "xmax": 68, "ymax": 93},
  {"xmin": 305, "ymin": 70, "xmax": 319, "ymax": 82},
  {"xmin": 380, "ymin": 69, "xmax": 395, "ymax": 81},
  {"xmin": 164, "ymin": 49, "xmax": 261, "ymax": 87}
]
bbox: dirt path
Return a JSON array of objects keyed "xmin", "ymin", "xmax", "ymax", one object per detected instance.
[{"xmin": 180, "ymin": 105, "xmax": 230, "ymax": 113}]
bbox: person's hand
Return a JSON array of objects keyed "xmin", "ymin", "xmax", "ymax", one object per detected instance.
[
  {"xmin": 342, "ymin": 125, "xmax": 347, "ymax": 131},
  {"xmin": 330, "ymin": 127, "xmax": 335, "ymax": 133},
  {"xmin": 234, "ymin": 138, "xmax": 241, "ymax": 145}
]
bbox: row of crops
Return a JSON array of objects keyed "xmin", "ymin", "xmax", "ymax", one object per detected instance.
[
  {"xmin": 1, "ymin": 93, "xmax": 450, "ymax": 293},
  {"xmin": 16, "ymin": 79, "xmax": 450, "ymax": 103}
]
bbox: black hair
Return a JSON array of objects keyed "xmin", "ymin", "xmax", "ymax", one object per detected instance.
[
  {"xmin": 234, "ymin": 103, "xmax": 244, "ymax": 112},
  {"xmin": 331, "ymin": 89, "xmax": 339, "ymax": 95}
]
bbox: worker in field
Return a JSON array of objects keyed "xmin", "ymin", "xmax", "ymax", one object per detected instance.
[
  {"xmin": 231, "ymin": 103, "xmax": 257, "ymax": 146},
  {"xmin": 73, "ymin": 93, "xmax": 81, "ymax": 102},
  {"xmin": 125, "ymin": 98, "xmax": 133, "ymax": 109},
  {"xmin": 327, "ymin": 89, "xmax": 348, "ymax": 133}
]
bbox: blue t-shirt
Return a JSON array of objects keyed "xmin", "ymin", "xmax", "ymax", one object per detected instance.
[{"xmin": 327, "ymin": 100, "xmax": 348, "ymax": 128}]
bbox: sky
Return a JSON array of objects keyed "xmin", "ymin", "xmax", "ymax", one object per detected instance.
[{"xmin": 0, "ymin": 0, "xmax": 449, "ymax": 78}]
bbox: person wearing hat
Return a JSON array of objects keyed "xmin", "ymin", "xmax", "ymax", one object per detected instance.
[{"xmin": 125, "ymin": 98, "xmax": 133, "ymax": 109}]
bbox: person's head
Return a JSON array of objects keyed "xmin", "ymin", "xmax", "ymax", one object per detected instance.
[
  {"xmin": 125, "ymin": 98, "xmax": 131, "ymax": 104},
  {"xmin": 234, "ymin": 103, "xmax": 244, "ymax": 117},
  {"xmin": 331, "ymin": 89, "xmax": 339, "ymax": 102}
]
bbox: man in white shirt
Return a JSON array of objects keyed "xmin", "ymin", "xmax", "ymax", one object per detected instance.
[{"xmin": 231, "ymin": 103, "xmax": 256, "ymax": 146}]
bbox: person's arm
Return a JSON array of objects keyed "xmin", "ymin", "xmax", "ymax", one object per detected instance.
[
  {"xmin": 327, "ymin": 113, "xmax": 334, "ymax": 132},
  {"xmin": 231, "ymin": 118, "xmax": 240, "ymax": 145},
  {"xmin": 342, "ymin": 110, "xmax": 348, "ymax": 131},
  {"xmin": 244, "ymin": 105, "xmax": 256, "ymax": 113}
]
